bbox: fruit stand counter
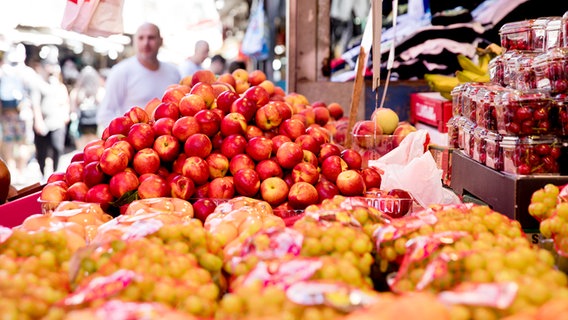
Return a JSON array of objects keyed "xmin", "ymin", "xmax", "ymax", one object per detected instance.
[{"xmin": 450, "ymin": 150, "xmax": 568, "ymax": 230}]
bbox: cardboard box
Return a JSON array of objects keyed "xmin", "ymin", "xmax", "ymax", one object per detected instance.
[
  {"xmin": 410, "ymin": 92, "xmax": 453, "ymax": 133},
  {"xmin": 0, "ymin": 190, "xmax": 42, "ymax": 228}
]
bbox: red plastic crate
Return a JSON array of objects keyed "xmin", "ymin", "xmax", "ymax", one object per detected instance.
[
  {"xmin": 0, "ymin": 191, "xmax": 42, "ymax": 228},
  {"xmin": 410, "ymin": 92, "xmax": 453, "ymax": 133}
]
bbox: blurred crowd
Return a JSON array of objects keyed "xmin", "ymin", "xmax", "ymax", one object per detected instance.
[{"xmin": 0, "ymin": 23, "xmax": 248, "ymax": 188}]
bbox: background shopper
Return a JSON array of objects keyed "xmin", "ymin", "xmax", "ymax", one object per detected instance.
[{"xmin": 96, "ymin": 22, "xmax": 181, "ymax": 134}]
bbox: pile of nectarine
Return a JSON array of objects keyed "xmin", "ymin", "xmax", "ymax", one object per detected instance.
[{"xmin": 40, "ymin": 67, "xmax": 383, "ymax": 221}]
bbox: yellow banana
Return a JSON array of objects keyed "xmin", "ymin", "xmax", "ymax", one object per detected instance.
[
  {"xmin": 456, "ymin": 70, "xmax": 490, "ymax": 83},
  {"xmin": 440, "ymin": 91, "xmax": 452, "ymax": 100},
  {"xmin": 477, "ymin": 53, "xmax": 491, "ymax": 74},
  {"xmin": 457, "ymin": 54, "xmax": 487, "ymax": 76},
  {"xmin": 424, "ymin": 73, "xmax": 460, "ymax": 92}
]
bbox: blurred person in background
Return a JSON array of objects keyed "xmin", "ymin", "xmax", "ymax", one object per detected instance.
[
  {"xmin": 0, "ymin": 45, "xmax": 39, "ymax": 178},
  {"xmin": 179, "ymin": 40, "xmax": 210, "ymax": 78},
  {"xmin": 32, "ymin": 56, "xmax": 71, "ymax": 180},
  {"xmin": 69, "ymin": 66, "xmax": 105, "ymax": 150},
  {"xmin": 209, "ymin": 54, "xmax": 227, "ymax": 75},
  {"xmin": 96, "ymin": 22, "xmax": 180, "ymax": 134}
]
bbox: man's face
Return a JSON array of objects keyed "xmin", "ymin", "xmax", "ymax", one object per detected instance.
[{"xmin": 135, "ymin": 24, "xmax": 162, "ymax": 60}]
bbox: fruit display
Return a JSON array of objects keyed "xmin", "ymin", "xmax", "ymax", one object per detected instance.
[
  {"xmin": 39, "ymin": 68, "xmax": 380, "ymax": 218},
  {"xmin": 448, "ymin": 14, "xmax": 568, "ymax": 180},
  {"xmin": 8, "ymin": 187, "xmax": 568, "ymax": 319},
  {"xmin": 372, "ymin": 204, "xmax": 568, "ymax": 319},
  {"xmin": 4, "ymin": 55, "xmax": 568, "ymax": 319}
]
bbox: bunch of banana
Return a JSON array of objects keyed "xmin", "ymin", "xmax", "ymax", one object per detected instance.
[
  {"xmin": 455, "ymin": 54, "xmax": 491, "ymax": 83},
  {"xmin": 424, "ymin": 44, "xmax": 501, "ymax": 100}
]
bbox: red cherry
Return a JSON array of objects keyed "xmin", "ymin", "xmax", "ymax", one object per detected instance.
[
  {"xmin": 534, "ymin": 144, "xmax": 552, "ymax": 156},
  {"xmin": 550, "ymin": 147, "xmax": 562, "ymax": 159},
  {"xmin": 517, "ymin": 163, "xmax": 531, "ymax": 175}
]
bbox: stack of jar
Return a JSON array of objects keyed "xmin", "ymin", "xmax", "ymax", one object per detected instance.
[{"xmin": 447, "ymin": 13, "xmax": 568, "ymax": 176}]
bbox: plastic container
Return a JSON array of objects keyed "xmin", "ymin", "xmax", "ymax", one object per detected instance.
[
  {"xmin": 446, "ymin": 115, "xmax": 461, "ymax": 148},
  {"xmin": 511, "ymin": 52, "xmax": 538, "ymax": 91},
  {"xmin": 499, "ymin": 19, "xmax": 546, "ymax": 52},
  {"xmin": 457, "ymin": 116, "xmax": 473, "ymax": 150},
  {"xmin": 485, "ymin": 131, "xmax": 503, "ymax": 171},
  {"xmin": 463, "ymin": 121, "xmax": 477, "ymax": 158},
  {"xmin": 563, "ymin": 11, "xmax": 568, "ymax": 47},
  {"xmin": 461, "ymin": 82, "xmax": 486, "ymax": 123},
  {"xmin": 553, "ymin": 93, "xmax": 568, "ymax": 135},
  {"xmin": 475, "ymin": 85, "xmax": 506, "ymax": 131},
  {"xmin": 489, "ymin": 55, "xmax": 505, "ymax": 86},
  {"xmin": 545, "ymin": 17, "xmax": 563, "ymax": 49},
  {"xmin": 534, "ymin": 47, "xmax": 568, "ymax": 94},
  {"xmin": 495, "ymin": 89, "xmax": 555, "ymax": 136},
  {"xmin": 351, "ymin": 134, "xmax": 397, "ymax": 168},
  {"xmin": 472, "ymin": 126, "xmax": 488, "ymax": 164},
  {"xmin": 451, "ymin": 83, "xmax": 467, "ymax": 116},
  {"xmin": 502, "ymin": 50, "xmax": 522, "ymax": 87},
  {"xmin": 363, "ymin": 191, "xmax": 414, "ymax": 219},
  {"xmin": 501, "ymin": 135, "xmax": 562, "ymax": 175}
]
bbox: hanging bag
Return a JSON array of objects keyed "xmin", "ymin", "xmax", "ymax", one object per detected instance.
[
  {"xmin": 241, "ymin": 0, "xmax": 270, "ymax": 60},
  {"xmin": 61, "ymin": 0, "xmax": 125, "ymax": 37}
]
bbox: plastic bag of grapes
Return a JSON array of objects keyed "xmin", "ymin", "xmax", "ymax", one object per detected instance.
[
  {"xmin": 388, "ymin": 231, "xmax": 473, "ymax": 293},
  {"xmin": 216, "ymin": 279, "xmax": 380, "ymax": 319},
  {"xmin": 224, "ymin": 227, "xmax": 304, "ymax": 277},
  {"xmin": 63, "ymin": 299, "xmax": 198, "ymax": 320},
  {"xmin": 62, "ymin": 268, "xmax": 220, "ymax": 317},
  {"xmin": 304, "ymin": 195, "xmax": 390, "ymax": 233},
  {"xmin": 93, "ymin": 211, "xmax": 186, "ymax": 243},
  {"xmin": 205, "ymin": 200, "xmax": 286, "ymax": 249},
  {"xmin": 230, "ymin": 255, "xmax": 373, "ymax": 292}
]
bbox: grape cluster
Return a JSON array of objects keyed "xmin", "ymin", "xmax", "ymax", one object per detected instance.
[
  {"xmin": 223, "ymin": 227, "xmax": 303, "ymax": 277},
  {"xmin": 292, "ymin": 216, "xmax": 375, "ymax": 280},
  {"xmin": 304, "ymin": 195, "xmax": 390, "ymax": 238},
  {"xmin": 539, "ymin": 202, "xmax": 568, "ymax": 258},
  {"xmin": 374, "ymin": 205, "xmax": 523, "ymax": 271},
  {"xmin": 69, "ymin": 221, "xmax": 225, "ymax": 317},
  {"xmin": 374, "ymin": 203, "xmax": 568, "ymax": 319},
  {"xmin": 216, "ymin": 280, "xmax": 378, "ymax": 320},
  {"xmin": 529, "ymin": 183, "xmax": 561, "ymax": 222},
  {"xmin": 0, "ymin": 229, "xmax": 72, "ymax": 319}
]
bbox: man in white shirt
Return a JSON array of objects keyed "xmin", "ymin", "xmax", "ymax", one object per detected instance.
[
  {"xmin": 178, "ymin": 40, "xmax": 210, "ymax": 79},
  {"xmin": 96, "ymin": 22, "xmax": 181, "ymax": 134}
]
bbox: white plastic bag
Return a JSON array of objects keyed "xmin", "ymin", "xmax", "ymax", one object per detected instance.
[
  {"xmin": 368, "ymin": 130, "xmax": 461, "ymax": 208},
  {"xmin": 61, "ymin": 0, "xmax": 124, "ymax": 37}
]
